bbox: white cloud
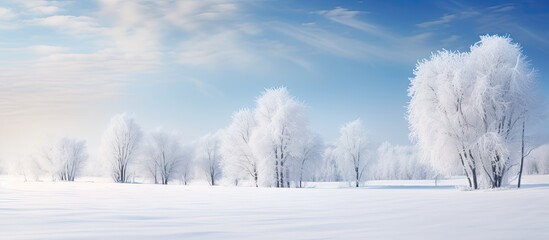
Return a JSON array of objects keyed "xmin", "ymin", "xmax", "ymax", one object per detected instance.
[
  {"xmin": 441, "ymin": 35, "xmax": 460, "ymax": 45},
  {"xmin": 0, "ymin": 0, "xmax": 261, "ymax": 120},
  {"xmin": 187, "ymin": 77, "xmax": 223, "ymax": 97},
  {"xmin": 271, "ymin": 21, "xmax": 432, "ymax": 64},
  {"xmin": 27, "ymin": 15, "xmax": 102, "ymax": 34},
  {"xmin": 28, "ymin": 45, "xmax": 69, "ymax": 54},
  {"xmin": 275, "ymin": 7, "xmax": 437, "ymax": 64},
  {"xmin": 160, "ymin": 0, "xmax": 240, "ymax": 31},
  {"xmin": 419, "ymin": 2, "xmax": 547, "ymax": 49},
  {"xmin": 14, "ymin": 0, "xmax": 64, "ymax": 15},
  {"xmin": 272, "ymin": 22, "xmax": 368, "ymax": 59},
  {"xmin": 0, "ymin": 7, "xmax": 16, "ymax": 20},
  {"xmin": 178, "ymin": 27, "xmax": 259, "ymax": 68},
  {"xmin": 317, "ymin": 7, "xmax": 389, "ymax": 39},
  {"xmin": 408, "ymin": 32, "xmax": 435, "ymax": 42},
  {"xmin": 417, "ymin": 14, "xmax": 456, "ymax": 28},
  {"xmin": 487, "ymin": 4, "xmax": 515, "ymax": 13},
  {"xmin": 0, "ymin": 1, "xmax": 441, "ymax": 123}
]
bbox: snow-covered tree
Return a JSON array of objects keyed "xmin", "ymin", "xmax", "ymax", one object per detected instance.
[
  {"xmin": 176, "ymin": 144, "xmax": 194, "ymax": 185},
  {"xmin": 524, "ymin": 144, "xmax": 549, "ymax": 175},
  {"xmin": 315, "ymin": 145, "xmax": 342, "ymax": 182},
  {"xmin": 373, "ymin": 142, "xmax": 433, "ymax": 180},
  {"xmin": 43, "ymin": 138, "xmax": 88, "ymax": 181},
  {"xmin": 100, "ymin": 113, "xmax": 142, "ymax": 183},
  {"xmin": 5, "ymin": 155, "xmax": 43, "ymax": 181},
  {"xmin": 408, "ymin": 35, "xmax": 536, "ymax": 189},
  {"xmin": 196, "ymin": 132, "xmax": 222, "ymax": 186},
  {"xmin": 252, "ymin": 87, "xmax": 310, "ymax": 188},
  {"xmin": 294, "ymin": 134, "xmax": 323, "ymax": 188},
  {"xmin": 142, "ymin": 130, "xmax": 185, "ymax": 185},
  {"xmin": 335, "ymin": 119, "xmax": 369, "ymax": 187},
  {"xmin": 220, "ymin": 109, "xmax": 259, "ymax": 186}
]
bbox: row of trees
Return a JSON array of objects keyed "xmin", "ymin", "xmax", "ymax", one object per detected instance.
[
  {"xmin": 8, "ymin": 88, "xmax": 437, "ymax": 186},
  {"xmin": 96, "ymin": 88, "xmax": 373, "ymax": 187}
]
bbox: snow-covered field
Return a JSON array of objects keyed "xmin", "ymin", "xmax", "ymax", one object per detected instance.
[{"xmin": 1, "ymin": 175, "xmax": 549, "ymax": 240}]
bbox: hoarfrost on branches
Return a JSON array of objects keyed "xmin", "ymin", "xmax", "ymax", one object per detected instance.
[
  {"xmin": 100, "ymin": 113, "xmax": 142, "ymax": 183},
  {"xmin": 335, "ymin": 119, "xmax": 369, "ymax": 187},
  {"xmin": 142, "ymin": 130, "xmax": 186, "ymax": 185},
  {"xmin": 408, "ymin": 35, "xmax": 536, "ymax": 189}
]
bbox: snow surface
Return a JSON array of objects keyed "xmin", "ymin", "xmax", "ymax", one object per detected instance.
[{"xmin": 1, "ymin": 175, "xmax": 549, "ymax": 240}]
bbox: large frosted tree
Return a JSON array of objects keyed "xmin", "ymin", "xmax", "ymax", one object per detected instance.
[
  {"xmin": 408, "ymin": 35, "xmax": 536, "ymax": 189},
  {"xmin": 100, "ymin": 113, "xmax": 142, "ymax": 183},
  {"xmin": 252, "ymin": 87, "xmax": 310, "ymax": 188},
  {"xmin": 335, "ymin": 119, "xmax": 369, "ymax": 187}
]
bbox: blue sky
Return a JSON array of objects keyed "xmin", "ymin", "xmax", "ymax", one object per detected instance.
[{"xmin": 0, "ymin": 0, "xmax": 548, "ymax": 161}]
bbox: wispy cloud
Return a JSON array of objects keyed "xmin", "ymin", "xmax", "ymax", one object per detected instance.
[
  {"xmin": 26, "ymin": 15, "xmax": 102, "ymax": 34},
  {"xmin": 487, "ymin": 3, "xmax": 515, "ymax": 13},
  {"xmin": 417, "ymin": 14, "xmax": 456, "ymax": 28},
  {"xmin": 274, "ymin": 7, "xmax": 436, "ymax": 64},
  {"xmin": 272, "ymin": 22, "xmax": 367, "ymax": 59},
  {"xmin": 13, "ymin": 0, "xmax": 64, "ymax": 15},
  {"xmin": 0, "ymin": 0, "xmax": 311, "ymax": 119},
  {"xmin": 159, "ymin": 0, "xmax": 240, "ymax": 32},
  {"xmin": 408, "ymin": 32, "xmax": 435, "ymax": 42},
  {"xmin": 413, "ymin": 2, "xmax": 549, "ymax": 51},
  {"xmin": 187, "ymin": 77, "xmax": 224, "ymax": 98},
  {"xmin": 271, "ymin": 22, "xmax": 431, "ymax": 65},
  {"xmin": 317, "ymin": 7, "xmax": 385, "ymax": 37},
  {"xmin": 0, "ymin": 7, "xmax": 16, "ymax": 20},
  {"xmin": 0, "ymin": 1, "xmax": 163, "ymax": 118},
  {"xmin": 441, "ymin": 35, "xmax": 460, "ymax": 45},
  {"xmin": 178, "ymin": 29, "xmax": 257, "ymax": 68},
  {"xmin": 28, "ymin": 45, "xmax": 69, "ymax": 54}
]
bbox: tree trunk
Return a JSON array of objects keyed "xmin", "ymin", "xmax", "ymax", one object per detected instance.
[
  {"xmin": 471, "ymin": 166, "xmax": 478, "ymax": 190},
  {"xmin": 280, "ymin": 161, "xmax": 285, "ymax": 188},
  {"xmin": 299, "ymin": 168, "xmax": 303, "ymax": 188},
  {"xmin": 275, "ymin": 160, "xmax": 279, "ymax": 188},
  {"xmin": 467, "ymin": 150, "xmax": 479, "ymax": 190},
  {"xmin": 355, "ymin": 166, "xmax": 359, "ymax": 187},
  {"xmin": 518, "ymin": 120, "xmax": 525, "ymax": 188},
  {"xmin": 254, "ymin": 170, "xmax": 258, "ymax": 187},
  {"xmin": 286, "ymin": 167, "xmax": 290, "ymax": 188},
  {"xmin": 459, "ymin": 154, "xmax": 472, "ymax": 188}
]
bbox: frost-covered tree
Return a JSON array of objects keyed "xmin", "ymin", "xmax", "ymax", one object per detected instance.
[
  {"xmin": 408, "ymin": 35, "xmax": 536, "ymax": 189},
  {"xmin": 295, "ymin": 134, "xmax": 323, "ymax": 188},
  {"xmin": 252, "ymin": 87, "xmax": 309, "ymax": 188},
  {"xmin": 100, "ymin": 113, "xmax": 142, "ymax": 183},
  {"xmin": 43, "ymin": 138, "xmax": 88, "ymax": 181},
  {"xmin": 373, "ymin": 142, "xmax": 433, "ymax": 180},
  {"xmin": 6, "ymin": 155, "xmax": 43, "ymax": 181},
  {"xmin": 315, "ymin": 145, "xmax": 342, "ymax": 182},
  {"xmin": 196, "ymin": 132, "xmax": 222, "ymax": 186},
  {"xmin": 220, "ymin": 109, "xmax": 260, "ymax": 187},
  {"xmin": 335, "ymin": 119, "xmax": 369, "ymax": 187},
  {"xmin": 176, "ymin": 144, "xmax": 194, "ymax": 185},
  {"xmin": 524, "ymin": 144, "xmax": 549, "ymax": 175},
  {"xmin": 142, "ymin": 130, "xmax": 185, "ymax": 185}
]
